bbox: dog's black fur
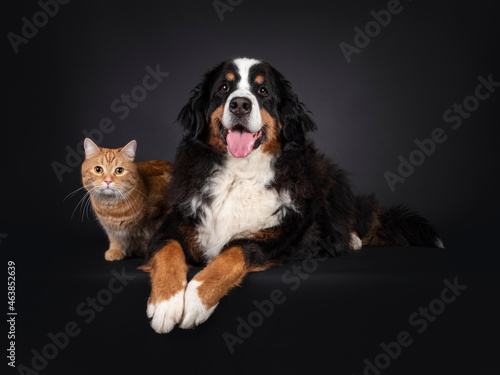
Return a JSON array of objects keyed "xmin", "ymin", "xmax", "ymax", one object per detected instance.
[{"xmin": 146, "ymin": 58, "xmax": 442, "ymax": 269}]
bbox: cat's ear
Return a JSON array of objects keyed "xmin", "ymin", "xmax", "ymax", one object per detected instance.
[
  {"xmin": 84, "ymin": 138, "xmax": 100, "ymax": 158},
  {"xmin": 121, "ymin": 140, "xmax": 137, "ymax": 159}
]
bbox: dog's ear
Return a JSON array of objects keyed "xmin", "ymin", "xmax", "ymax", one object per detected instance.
[
  {"xmin": 274, "ymin": 68, "xmax": 317, "ymax": 142},
  {"xmin": 177, "ymin": 83, "xmax": 208, "ymax": 139},
  {"xmin": 177, "ymin": 63, "xmax": 225, "ymax": 139}
]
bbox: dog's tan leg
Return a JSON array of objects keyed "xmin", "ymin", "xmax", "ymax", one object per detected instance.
[
  {"xmin": 180, "ymin": 246, "xmax": 248, "ymax": 329},
  {"xmin": 145, "ymin": 240, "xmax": 188, "ymax": 333}
]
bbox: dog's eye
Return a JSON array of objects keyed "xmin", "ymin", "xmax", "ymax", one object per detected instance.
[
  {"xmin": 258, "ymin": 87, "xmax": 267, "ymax": 96},
  {"xmin": 220, "ymin": 84, "xmax": 230, "ymax": 93}
]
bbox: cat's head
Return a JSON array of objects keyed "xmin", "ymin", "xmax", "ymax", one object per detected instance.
[{"xmin": 81, "ymin": 139, "xmax": 139, "ymax": 199}]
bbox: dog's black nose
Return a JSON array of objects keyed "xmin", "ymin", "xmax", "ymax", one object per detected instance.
[{"xmin": 229, "ymin": 97, "xmax": 252, "ymax": 117}]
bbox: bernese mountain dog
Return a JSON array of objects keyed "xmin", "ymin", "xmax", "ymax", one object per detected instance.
[{"xmin": 143, "ymin": 57, "xmax": 443, "ymax": 333}]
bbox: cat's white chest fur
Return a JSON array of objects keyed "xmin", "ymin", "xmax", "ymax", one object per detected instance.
[{"xmin": 193, "ymin": 150, "xmax": 293, "ymax": 260}]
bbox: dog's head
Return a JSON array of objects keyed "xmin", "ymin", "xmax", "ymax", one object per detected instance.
[{"xmin": 178, "ymin": 57, "xmax": 317, "ymax": 158}]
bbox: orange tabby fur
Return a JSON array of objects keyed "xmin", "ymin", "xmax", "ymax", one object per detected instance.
[{"xmin": 81, "ymin": 138, "xmax": 172, "ymax": 260}]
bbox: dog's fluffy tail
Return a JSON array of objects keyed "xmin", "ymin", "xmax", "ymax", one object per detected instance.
[{"xmin": 353, "ymin": 194, "xmax": 444, "ymax": 248}]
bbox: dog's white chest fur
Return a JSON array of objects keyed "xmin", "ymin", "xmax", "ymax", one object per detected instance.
[{"xmin": 193, "ymin": 150, "xmax": 292, "ymax": 260}]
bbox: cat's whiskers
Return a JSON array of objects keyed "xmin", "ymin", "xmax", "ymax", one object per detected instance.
[
  {"xmin": 71, "ymin": 189, "xmax": 91, "ymax": 219},
  {"xmin": 84, "ymin": 187, "xmax": 101, "ymax": 221},
  {"xmin": 71, "ymin": 186, "xmax": 98, "ymax": 221},
  {"xmin": 84, "ymin": 188, "xmax": 100, "ymax": 221},
  {"xmin": 117, "ymin": 189, "xmax": 139, "ymax": 219},
  {"xmin": 130, "ymin": 187, "xmax": 148, "ymax": 199},
  {"xmin": 64, "ymin": 185, "xmax": 90, "ymax": 202},
  {"xmin": 82, "ymin": 193, "xmax": 92, "ymax": 222}
]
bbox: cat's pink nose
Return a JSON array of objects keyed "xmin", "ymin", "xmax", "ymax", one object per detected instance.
[{"xmin": 105, "ymin": 179, "xmax": 112, "ymax": 186}]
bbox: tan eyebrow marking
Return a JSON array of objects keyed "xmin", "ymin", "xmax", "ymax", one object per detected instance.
[
  {"xmin": 254, "ymin": 75, "xmax": 264, "ymax": 84},
  {"xmin": 225, "ymin": 72, "xmax": 235, "ymax": 81}
]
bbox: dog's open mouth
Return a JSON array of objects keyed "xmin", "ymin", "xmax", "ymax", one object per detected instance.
[{"xmin": 221, "ymin": 125, "xmax": 263, "ymax": 158}]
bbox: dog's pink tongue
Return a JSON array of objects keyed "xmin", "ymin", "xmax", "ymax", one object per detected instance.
[{"xmin": 226, "ymin": 129, "xmax": 255, "ymax": 158}]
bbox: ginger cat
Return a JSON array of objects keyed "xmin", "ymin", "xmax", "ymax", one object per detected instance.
[{"xmin": 81, "ymin": 138, "xmax": 172, "ymax": 260}]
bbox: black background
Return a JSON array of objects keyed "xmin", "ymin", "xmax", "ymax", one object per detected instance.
[{"xmin": 3, "ymin": 1, "xmax": 499, "ymax": 374}]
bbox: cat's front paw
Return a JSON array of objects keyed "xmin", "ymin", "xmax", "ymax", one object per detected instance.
[{"xmin": 105, "ymin": 248, "xmax": 126, "ymax": 261}]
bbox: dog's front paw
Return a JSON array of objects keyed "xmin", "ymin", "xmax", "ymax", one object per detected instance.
[
  {"xmin": 179, "ymin": 280, "xmax": 218, "ymax": 329},
  {"xmin": 148, "ymin": 290, "xmax": 185, "ymax": 333}
]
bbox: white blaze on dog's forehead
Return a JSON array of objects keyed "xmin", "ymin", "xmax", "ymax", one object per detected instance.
[
  {"xmin": 222, "ymin": 58, "xmax": 262, "ymax": 133},
  {"xmin": 233, "ymin": 57, "xmax": 261, "ymax": 90}
]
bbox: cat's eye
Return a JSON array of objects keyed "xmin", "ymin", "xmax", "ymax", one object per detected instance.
[
  {"xmin": 94, "ymin": 166, "xmax": 103, "ymax": 174},
  {"xmin": 115, "ymin": 167, "xmax": 124, "ymax": 175}
]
